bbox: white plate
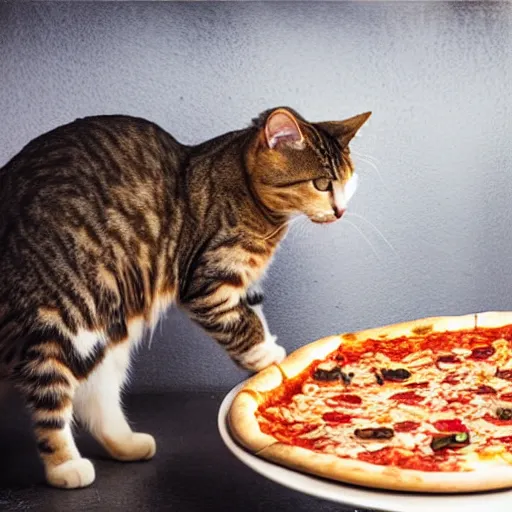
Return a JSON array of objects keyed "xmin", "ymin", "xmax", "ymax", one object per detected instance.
[{"xmin": 218, "ymin": 384, "xmax": 512, "ymax": 512}]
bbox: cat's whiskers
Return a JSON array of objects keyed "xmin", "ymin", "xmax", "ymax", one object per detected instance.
[
  {"xmin": 341, "ymin": 218, "xmax": 381, "ymax": 261},
  {"xmin": 353, "ymin": 155, "xmax": 387, "ymax": 189},
  {"xmin": 351, "ymin": 150, "xmax": 380, "ymax": 164},
  {"xmin": 345, "ymin": 212, "xmax": 399, "ymax": 258}
]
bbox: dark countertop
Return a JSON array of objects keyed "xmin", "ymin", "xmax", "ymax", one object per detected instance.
[{"xmin": 0, "ymin": 391, "xmax": 380, "ymax": 512}]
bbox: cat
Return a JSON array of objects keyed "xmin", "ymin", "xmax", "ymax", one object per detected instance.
[{"xmin": 0, "ymin": 106, "xmax": 370, "ymax": 489}]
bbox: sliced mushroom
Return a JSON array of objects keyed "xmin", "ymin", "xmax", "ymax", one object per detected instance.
[{"xmin": 354, "ymin": 427, "xmax": 394, "ymax": 440}]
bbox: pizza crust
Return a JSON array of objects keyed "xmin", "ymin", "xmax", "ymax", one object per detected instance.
[
  {"xmin": 237, "ymin": 363, "xmax": 284, "ymax": 394},
  {"xmin": 340, "ymin": 314, "xmax": 478, "ymax": 345},
  {"xmin": 277, "ymin": 335, "xmax": 342, "ymax": 379},
  {"xmin": 228, "ymin": 364, "xmax": 283, "ymax": 453},
  {"xmin": 258, "ymin": 443, "xmax": 512, "ymax": 493},
  {"xmin": 477, "ymin": 311, "xmax": 512, "ymax": 329},
  {"xmin": 228, "ymin": 391, "xmax": 278, "ymax": 452}
]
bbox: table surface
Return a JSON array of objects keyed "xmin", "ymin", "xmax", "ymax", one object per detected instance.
[{"xmin": 0, "ymin": 391, "xmax": 381, "ymax": 512}]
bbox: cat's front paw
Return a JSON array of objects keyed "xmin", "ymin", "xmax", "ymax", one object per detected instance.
[{"xmin": 236, "ymin": 338, "xmax": 286, "ymax": 372}]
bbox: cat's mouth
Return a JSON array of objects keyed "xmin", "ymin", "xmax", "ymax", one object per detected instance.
[{"xmin": 310, "ymin": 216, "xmax": 338, "ymax": 225}]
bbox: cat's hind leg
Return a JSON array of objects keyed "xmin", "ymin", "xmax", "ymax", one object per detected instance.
[
  {"xmin": 73, "ymin": 326, "xmax": 156, "ymax": 462},
  {"xmin": 13, "ymin": 333, "xmax": 95, "ymax": 489}
]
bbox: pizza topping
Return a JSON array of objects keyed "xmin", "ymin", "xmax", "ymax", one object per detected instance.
[
  {"xmin": 496, "ymin": 369, "xmax": 512, "ymax": 381},
  {"xmin": 330, "ymin": 393, "xmax": 362, "ymax": 405},
  {"xmin": 406, "ymin": 381, "xmax": 429, "ymax": 389},
  {"xmin": 442, "ymin": 373, "xmax": 460, "ymax": 385},
  {"xmin": 470, "ymin": 346, "xmax": 496, "ymax": 360},
  {"xmin": 381, "ymin": 368, "xmax": 411, "ymax": 382},
  {"xmin": 431, "ymin": 432, "xmax": 470, "ymax": 451},
  {"xmin": 394, "ymin": 421, "xmax": 421, "ymax": 432},
  {"xmin": 494, "ymin": 435, "xmax": 512, "ymax": 443},
  {"xmin": 341, "ymin": 371, "xmax": 355, "ymax": 385},
  {"xmin": 496, "ymin": 407, "xmax": 512, "ymax": 421},
  {"xmin": 483, "ymin": 412, "xmax": 512, "ymax": 426},
  {"xmin": 322, "ymin": 412, "xmax": 352, "ymax": 423},
  {"xmin": 436, "ymin": 355, "xmax": 460, "ymax": 365},
  {"xmin": 451, "ymin": 347, "xmax": 472, "ymax": 357},
  {"xmin": 389, "ymin": 391, "xmax": 423, "ymax": 404},
  {"xmin": 354, "ymin": 427, "xmax": 394, "ymax": 440},
  {"xmin": 250, "ymin": 321, "xmax": 512, "ymax": 478},
  {"xmin": 433, "ymin": 419, "xmax": 468, "ymax": 433},
  {"xmin": 475, "ymin": 385, "xmax": 497, "ymax": 394},
  {"xmin": 313, "ymin": 365, "xmax": 342, "ymax": 382}
]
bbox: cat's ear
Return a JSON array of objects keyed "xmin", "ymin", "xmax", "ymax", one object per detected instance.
[
  {"xmin": 318, "ymin": 111, "xmax": 372, "ymax": 147},
  {"xmin": 264, "ymin": 109, "xmax": 305, "ymax": 150}
]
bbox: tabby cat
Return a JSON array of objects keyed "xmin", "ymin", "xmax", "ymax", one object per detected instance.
[{"xmin": 0, "ymin": 107, "xmax": 370, "ymax": 488}]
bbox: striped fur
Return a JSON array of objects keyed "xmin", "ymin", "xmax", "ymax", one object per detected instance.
[{"xmin": 0, "ymin": 107, "xmax": 370, "ymax": 488}]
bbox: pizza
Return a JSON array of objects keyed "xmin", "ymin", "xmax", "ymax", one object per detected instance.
[{"xmin": 228, "ymin": 312, "xmax": 512, "ymax": 493}]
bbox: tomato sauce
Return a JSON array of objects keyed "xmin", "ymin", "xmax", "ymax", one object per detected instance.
[{"xmin": 483, "ymin": 413, "xmax": 512, "ymax": 426}]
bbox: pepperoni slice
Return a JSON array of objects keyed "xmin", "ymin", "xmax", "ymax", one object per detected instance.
[
  {"xmin": 433, "ymin": 419, "xmax": 468, "ymax": 433},
  {"xmin": 470, "ymin": 346, "xmax": 495, "ymax": 360},
  {"xmin": 394, "ymin": 421, "xmax": 421, "ymax": 432},
  {"xmin": 330, "ymin": 394, "xmax": 362, "ymax": 405},
  {"xmin": 475, "ymin": 385, "xmax": 496, "ymax": 395},
  {"xmin": 406, "ymin": 381, "xmax": 430, "ymax": 389},
  {"xmin": 499, "ymin": 393, "xmax": 512, "ymax": 402},
  {"xmin": 496, "ymin": 369, "xmax": 512, "ymax": 381},
  {"xmin": 322, "ymin": 412, "xmax": 352, "ymax": 423},
  {"xmin": 494, "ymin": 435, "xmax": 512, "ymax": 444},
  {"xmin": 437, "ymin": 355, "xmax": 460, "ymax": 365},
  {"xmin": 389, "ymin": 391, "xmax": 423, "ymax": 404}
]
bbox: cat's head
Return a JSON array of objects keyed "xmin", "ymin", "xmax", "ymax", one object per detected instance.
[{"xmin": 249, "ymin": 107, "xmax": 371, "ymax": 224}]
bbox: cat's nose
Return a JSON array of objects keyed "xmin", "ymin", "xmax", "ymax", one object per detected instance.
[{"xmin": 333, "ymin": 207, "xmax": 346, "ymax": 219}]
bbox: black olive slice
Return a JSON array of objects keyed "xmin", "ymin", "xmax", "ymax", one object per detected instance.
[
  {"xmin": 381, "ymin": 368, "xmax": 411, "ymax": 382},
  {"xmin": 313, "ymin": 366, "xmax": 342, "ymax": 381},
  {"xmin": 354, "ymin": 427, "xmax": 394, "ymax": 440},
  {"xmin": 431, "ymin": 432, "xmax": 470, "ymax": 451},
  {"xmin": 496, "ymin": 407, "xmax": 512, "ymax": 420}
]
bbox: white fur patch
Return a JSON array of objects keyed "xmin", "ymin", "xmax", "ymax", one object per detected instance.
[
  {"xmin": 72, "ymin": 330, "xmax": 105, "ymax": 359},
  {"xmin": 237, "ymin": 297, "xmax": 286, "ymax": 371},
  {"xmin": 238, "ymin": 336, "xmax": 286, "ymax": 372},
  {"xmin": 344, "ymin": 173, "xmax": 358, "ymax": 202},
  {"xmin": 74, "ymin": 343, "xmax": 132, "ymax": 437},
  {"xmin": 127, "ymin": 318, "xmax": 145, "ymax": 347}
]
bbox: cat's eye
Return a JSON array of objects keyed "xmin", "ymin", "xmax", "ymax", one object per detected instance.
[{"xmin": 313, "ymin": 178, "xmax": 332, "ymax": 192}]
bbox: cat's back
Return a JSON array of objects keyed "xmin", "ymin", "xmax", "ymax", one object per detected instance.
[
  {"xmin": 0, "ymin": 114, "xmax": 183, "ymax": 184},
  {"xmin": 0, "ymin": 114, "xmax": 185, "ymax": 226},
  {"xmin": 0, "ymin": 115, "xmax": 186, "ymax": 279}
]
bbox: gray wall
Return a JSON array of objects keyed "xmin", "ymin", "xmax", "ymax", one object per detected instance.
[{"xmin": 1, "ymin": 2, "xmax": 511, "ymax": 392}]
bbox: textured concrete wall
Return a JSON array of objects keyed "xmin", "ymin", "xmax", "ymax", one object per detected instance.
[{"xmin": 1, "ymin": 2, "xmax": 511, "ymax": 392}]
